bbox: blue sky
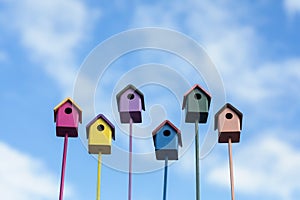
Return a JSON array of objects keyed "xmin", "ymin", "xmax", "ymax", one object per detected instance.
[{"xmin": 1, "ymin": 0, "xmax": 300, "ymax": 200}]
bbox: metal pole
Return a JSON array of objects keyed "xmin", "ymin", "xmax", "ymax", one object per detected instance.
[
  {"xmin": 128, "ymin": 118, "xmax": 133, "ymax": 200},
  {"xmin": 59, "ymin": 133, "xmax": 68, "ymax": 200},
  {"xmin": 96, "ymin": 152, "xmax": 102, "ymax": 200},
  {"xmin": 228, "ymin": 137, "xmax": 235, "ymax": 200},
  {"xmin": 163, "ymin": 156, "xmax": 168, "ymax": 200},
  {"xmin": 195, "ymin": 120, "xmax": 200, "ymax": 200}
]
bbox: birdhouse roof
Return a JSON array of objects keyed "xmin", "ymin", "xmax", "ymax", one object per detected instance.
[
  {"xmin": 214, "ymin": 103, "xmax": 243, "ymax": 130},
  {"xmin": 53, "ymin": 97, "xmax": 82, "ymax": 123},
  {"xmin": 182, "ymin": 84, "xmax": 212, "ymax": 110},
  {"xmin": 116, "ymin": 84, "xmax": 145, "ymax": 110},
  {"xmin": 86, "ymin": 114, "xmax": 115, "ymax": 140},
  {"xmin": 152, "ymin": 120, "xmax": 182, "ymax": 147}
]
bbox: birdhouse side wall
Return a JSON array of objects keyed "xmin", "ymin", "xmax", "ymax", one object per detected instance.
[
  {"xmin": 217, "ymin": 108, "xmax": 241, "ymax": 132},
  {"xmin": 56, "ymin": 102, "xmax": 80, "ymax": 128}
]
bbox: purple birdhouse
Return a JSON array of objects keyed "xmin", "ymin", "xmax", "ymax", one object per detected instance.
[
  {"xmin": 116, "ymin": 84, "xmax": 145, "ymax": 123},
  {"xmin": 214, "ymin": 103, "xmax": 243, "ymax": 143},
  {"xmin": 54, "ymin": 98, "xmax": 82, "ymax": 137}
]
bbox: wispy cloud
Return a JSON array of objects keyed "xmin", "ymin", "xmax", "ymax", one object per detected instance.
[
  {"xmin": 0, "ymin": 141, "xmax": 75, "ymax": 200},
  {"xmin": 207, "ymin": 133, "xmax": 300, "ymax": 199},
  {"xmin": 0, "ymin": 0, "xmax": 100, "ymax": 94},
  {"xmin": 284, "ymin": 0, "xmax": 300, "ymax": 16},
  {"xmin": 130, "ymin": 0, "xmax": 300, "ymax": 110},
  {"xmin": 128, "ymin": 2, "xmax": 300, "ymax": 188},
  {"xmin": 0, "ymin": 50, "xmax": 8, "ymax": 62}
]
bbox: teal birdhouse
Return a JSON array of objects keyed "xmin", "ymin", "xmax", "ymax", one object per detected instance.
[
  {"xmin": 182, "ymin": 84, "xmax": 211, "ymax": 123},
  {"xmin": 152, "ymin": 120, "xmax": 182, "ymax": 160}
]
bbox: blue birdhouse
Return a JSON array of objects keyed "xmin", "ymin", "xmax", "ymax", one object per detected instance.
[{"xmin": 152, "ymin": 120, "xmax": 182, "ymax": 160}]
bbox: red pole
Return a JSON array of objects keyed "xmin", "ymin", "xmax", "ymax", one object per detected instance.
[{"xmin": 59, "ymin": 133, "xmax": 68, "ymax": 200}]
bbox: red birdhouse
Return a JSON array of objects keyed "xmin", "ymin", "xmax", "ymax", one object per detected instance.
[
  {"xmin": 214, "ymin": 103, "xmax": 243, "ymax": 143},
  {"xmin": 54, "ymin": 98, "xmax": 82, "ymax": 137}
]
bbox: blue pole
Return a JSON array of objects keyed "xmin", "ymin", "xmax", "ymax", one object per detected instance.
[{"xmin": 163, "ymin": 156, "xmax": 168, "ymax": 200}]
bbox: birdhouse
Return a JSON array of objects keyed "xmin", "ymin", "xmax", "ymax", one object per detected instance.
[
  {"xmin": 86, "ymin": 114, "xmax": 115, "ymax": 154},
  {"xmin": 182, "ymin": 84, "xmax": 211, "ymax": 123},
  {"xmin": 214, "ymin": 103, "xmax": 243, "ymax": 143},
  {"xmin": 152, "ymin": 120, "xmax": 182, "ymax": 160},
  {"xmin": 54, "ymin": 97, "xmax": 82, "ymax": 137},
  {"xmin": 116, "ymin": 84, "xmax": 145, "ymax": 123}
]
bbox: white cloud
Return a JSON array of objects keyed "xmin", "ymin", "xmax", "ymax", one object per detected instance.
[
  {"xmin": 1, "ymin": 0, "xmax": 100, "ymax": 94},
  {"xmin": 0, "ymin": 142, "xmax": 75, "ymax": 200},
  {"xmin": 284, "ymin": 0, "xmax": 300, "ymax": 16},
  {"xmin": 0, "ymin": 50, "xmax": 8, "ymax": 62},
  {"xmin": 131, "ymin": 1, "xmax": 300, "ymax": 107},
  {"xmin": 208, "ymin": 133, "xmax": 300, "ymax": 199}
]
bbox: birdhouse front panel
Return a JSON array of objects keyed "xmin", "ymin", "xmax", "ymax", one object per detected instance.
[
  {"xmin": 118, "ymin": 88, "xmax": 143, "ymax": 123},
  {"xmin": 88, "ymin": 118, "xmax": 113, "ymax": 154},
  {"xmin": 183, "ymin": 86, "xmax": 211, "ymax": 123},
  {"xmin": 55, "ymin": 101, "xmax": 80, "ymax": 137},
  {"xmin": 154, "ymin": 124, "xmax": 179, "ymax": 160},
  {"xmin": 215, "ymin": 104, "xmax": 243, "ymax": 143},
  {"xmin": 217, "ymin": 108, "xmax": 241, "ymax": 132}
]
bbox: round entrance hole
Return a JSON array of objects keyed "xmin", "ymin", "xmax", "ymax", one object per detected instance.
[
  {"xmin": 97, "ymin": 124, "xmax": 105, "ymax": 131},
  {"xmin": 194, "ymin": 93, "xmax": 202, "ymax": 100},
  {"xmin": 127, "ymin": 93, "xmax": 135, "ymax": 100},
  {"xmin": 163, "ymin": 130, "xmax": 171, "ymax": 137},
  {"xmin": 64, "ymin": 107, "xmax": 72, "ymax": 114},
  {"xmin": 225, "ymin": 113, "xmax": 233, "ymax": 119}
]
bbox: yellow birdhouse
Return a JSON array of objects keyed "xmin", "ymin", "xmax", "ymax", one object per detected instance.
[{"xmin": 86, "ymin": 114, "xmax": 115, "ymax": 154}]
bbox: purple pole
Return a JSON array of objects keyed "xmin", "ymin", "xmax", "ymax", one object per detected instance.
[
  {"xmin": 128, "ymin": 118, "xmax": 133, "ymax": 200},
  {"xmin": 59, "ymin": 133, "xmax": 68, "ymax": 200}
]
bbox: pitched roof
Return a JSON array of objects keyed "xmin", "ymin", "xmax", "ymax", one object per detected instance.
[
  {"xmin": 214, "ymin": 103, "xmax": 243, "ymax": 130},
  {"xmin": 86, "ymin": 114, "xmax": 115, "ymax": 140},
  {"xmin": 116, "ymin": 84, "xmax": 145, "ymax": 110},
  {"xmin": 182, "ymin": 84, "xmax": 212, "ymax": 110},
  {"xmin": 53, "ymin": 97, "xmax": 82, "ymax": 123},
  {"xmin": 152, "ymin": 120, "xmax": 182, "ymax": 147}
]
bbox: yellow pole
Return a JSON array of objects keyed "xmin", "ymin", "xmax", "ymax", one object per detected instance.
[{"xmin": 97, "ymin": 152, "xmax": 102, "ymax": 200}]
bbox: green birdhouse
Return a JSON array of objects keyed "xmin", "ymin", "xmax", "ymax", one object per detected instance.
[{"xmin": 182, "ymin": 84, "xmax": 211, "ymax": 123}]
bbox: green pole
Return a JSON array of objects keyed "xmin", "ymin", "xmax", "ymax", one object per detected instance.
[{"xmin": 195, "ymin": 120, "xmax": 200, "ymax": 200}]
